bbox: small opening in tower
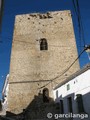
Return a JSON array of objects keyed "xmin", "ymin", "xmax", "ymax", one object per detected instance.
[
  {"xmin": 40, "ymin": 38, "xmax": 48, "ymax": 50},
  {"xmin": 28, "ymin": 17, "xmax": 30, "ymax": 20},
  {"xmin": 61, "ymin": 18, "xmax": 63, "ymax": 20}
]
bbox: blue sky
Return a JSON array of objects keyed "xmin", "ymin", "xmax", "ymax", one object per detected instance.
[{"xmin": 0, "ymin": 0, "xmax": 90, "ymax": 98}]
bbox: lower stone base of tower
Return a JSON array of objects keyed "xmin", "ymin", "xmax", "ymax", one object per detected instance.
[{"xmin": 6, "ymin": 93, "xmax": 61, "ymax": 120}]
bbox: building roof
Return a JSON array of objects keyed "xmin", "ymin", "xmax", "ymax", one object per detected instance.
[{"xmin": 54, "ymin": 64, "xmax": 90, "ymax": 90}]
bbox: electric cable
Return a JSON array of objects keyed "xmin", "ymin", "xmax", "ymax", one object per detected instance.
[
  {"xmin": 38, "ymin": 48, "xmax": 86, "ymax": 89},
  {"xmin": 72, "ymin": 0, "xmax": 86, "ymax": 47}
]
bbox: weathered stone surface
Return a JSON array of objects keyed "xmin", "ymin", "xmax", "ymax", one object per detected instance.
[{"xmin": 8, "ymin": 10, "xmax": 80, "ymax": 114}]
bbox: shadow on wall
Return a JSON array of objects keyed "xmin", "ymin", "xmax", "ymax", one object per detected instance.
[
  {"xmin": 4, "ymin": 89, "xmax": 60, "ymax": 120},
  {"xmin": 2, "ymin": 91, "xmax": 90, "ymax": 120},
  {"xmin": 55, "ymin": 92, "xmax": 90, "ymax": 120},
  {"xmin": 21, "ymin": 93, "xmax": 55, "ymax": 120}
]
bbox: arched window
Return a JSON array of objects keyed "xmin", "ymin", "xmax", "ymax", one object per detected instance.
[
  {"xmin": 43, "ymin": 88, "xmax": 49, "ymax": 103},
  {"xmin": 40, "ymin": 38, "xmax": 48, "ymax": 50}
]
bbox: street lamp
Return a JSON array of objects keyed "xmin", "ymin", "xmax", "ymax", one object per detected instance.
[{"xmin": 84, "ymin": 45, "xmax": 90, "ymax": 60}]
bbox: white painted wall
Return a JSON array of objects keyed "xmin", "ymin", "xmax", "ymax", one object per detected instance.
[
  {"xmin": 53, "ymin": 69, "xmax": 90, "ymax": 120},
  {"xmin": 1, "ymin": 74, "xmax": 9, "ymax": 115}
]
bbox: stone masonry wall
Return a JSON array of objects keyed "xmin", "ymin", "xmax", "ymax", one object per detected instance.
[{"xmin": 7, "ymin": 10, "xmax": 80, "ymax": 114}]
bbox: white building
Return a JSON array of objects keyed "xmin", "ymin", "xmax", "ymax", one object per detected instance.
[
  {"xmin": 53, "ymin": 64, "xmax": 90, "ymax": 120},
  {"xmin": 1, "ymin": 74, "xmax": 9, "ymax": 115}
]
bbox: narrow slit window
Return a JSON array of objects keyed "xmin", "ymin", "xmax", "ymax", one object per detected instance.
[
  {"xmin": 56, "ymin": 90, "xmax": 58, "ymax": 98},
  {"xmin": 67, "ymin": 84, "xmax": 70, "ymax": 91},
  {"xmin": 40, "ymin": 38, "xmax": 48, "ymax": 50}
]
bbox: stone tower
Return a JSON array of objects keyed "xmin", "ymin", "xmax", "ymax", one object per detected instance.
[{"xmin": 8, "ymin": 10, "xmax": 79, "ymax": 114}]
